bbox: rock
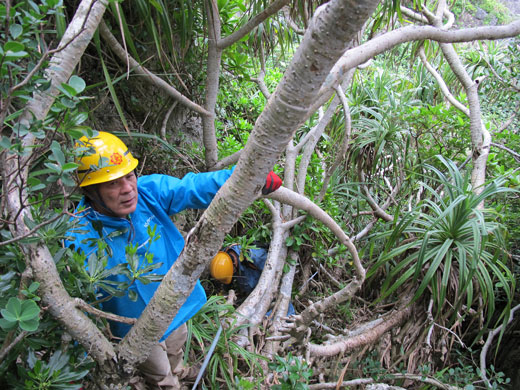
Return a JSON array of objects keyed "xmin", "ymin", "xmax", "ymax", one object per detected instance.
[{"xmin": 475, "ymin": 7, "xmax": 488, "ymax": 20}]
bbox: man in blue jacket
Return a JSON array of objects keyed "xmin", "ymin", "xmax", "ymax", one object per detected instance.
[{"xmin": 67, "ymin": 131, "xmax": 281, "ymax": 389}]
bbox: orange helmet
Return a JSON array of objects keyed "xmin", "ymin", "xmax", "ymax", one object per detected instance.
[
  {"xmin": 76, "ymin": 131, "xmax": 138, "ymax": 187},
  {"xmin": 210, "ymin": 251, "xmax": 234, "ymax": 284}
]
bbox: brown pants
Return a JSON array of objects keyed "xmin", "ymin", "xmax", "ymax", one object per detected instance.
[{"xmin": 139, "ymin": 323, "xmax": 188, "ymax": 390}]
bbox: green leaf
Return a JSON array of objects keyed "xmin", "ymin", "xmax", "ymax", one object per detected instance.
[
  {"xmin": 94, "ymin": 30, "xmax": 129, "ymax": 131},
  {"xmin": 58, "ymin": 83, "xmax": 77, "ymax": 98},
  {"xmin": 9, "ymin": 24, "xmax": 23, "ymax": 39},
  {"xmin": 50, "ymin": 140, "xmax": 65, "ymax": 166},
  {"xmin": 4, "ymin": 297, "xmax": 22, "ymax": 319},
  {"xmin": 0, "ymin": 136, "xmax": 11, "ymax": 149},
  {"xmin": 0, "ymin": 318, "xmax": 17, "ymax": 330},
  {"xmin": 44, "ymin": 162, "xmax": 61, "ymax": 172},
  {"xmin": 4, "ymin": 41, "xmax": 25, "ymax": 52},
  {"xmin": 4, "ymin": 50, "xmax": 28, "ymax": 60},
  {"xmin": 62, "ymin": 162, "xmax": 79, "ymax": 172},
  {"xmin": 68, "ymin": 75, "xmax": 86, "ymax": 94},
  {"xmin": 19, "ymin": 300, "xmax": 40, "ymax": 321},
  {"xmin": 19, "ymin": 317, "xmax": 39, "ymax": 332},
  {"xmin": 128, "ymin": 289, "xmax": 138, "ymax": 302},
  {"xmin": 60, "ymin": 96, "xmax": 76, "ymax": 108},
  {"xmin": 413, "ymin": 239, "xmax": 453, "ymax": 302}
]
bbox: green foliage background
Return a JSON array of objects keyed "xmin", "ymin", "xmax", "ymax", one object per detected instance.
[{"xmin": 1, "ymin": 0, "xmax": 519, "ymax": 389}]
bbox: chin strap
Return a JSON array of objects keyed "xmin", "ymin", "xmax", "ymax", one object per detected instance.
[{"xmin": 83, "ymin": 186, "xmax": 119, "ymax": 218}]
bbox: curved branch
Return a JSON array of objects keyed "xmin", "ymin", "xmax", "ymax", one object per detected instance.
[
  {"xmin": 318, "ymin": 78, "xmax": 355, "ymax": 202},
  {"xmin": 295, "ymin": 104, "xmax": 336, "ymax": 194},
  {"xmin": 307, "ymin": 300, "xmax": 412, "ymax": 357},
  {"xmin": 480, "ymin": 303, "xmax": 520, "ymax": 388},
  {"xmin": 264, "ymin": 251, "xmax": 298, "ymax": 358},
  {"xmin": 217, "ymin": 0, "xmax": 290, "ymax": 49},
  {"xmin": 209, "ymin": 150, "xmax": 241, "ymax": 172},
  {"xmin": 322, "ymin": 21, "xmax": 520, "ymax": 93},
  {"xmin": 98, "ymin": 20, "xmax": 210, "ymax": 117},
  {"xmin": 233, "ymin": 220, "xmax": 289, "ymax": 327},
  {"xmin": 252, "ymin": 70, "xmax": 272, "ymax": 100},
  {"xmin": 269, "ymin": 187, "xmax": 364, "ymax": 280},
  {"xmin": 359, "ymin": 171, "xmax": 394, "ymax": 222},
  {"xmin": 491, "ymin": 142, "xmax": 520, "ymax": 162},
  {"xmin": 418, "ymin": 46, "xmax": 469, "ymax": 115},
  {"xmin": 430, "ymin": 4, "xmax": 490, "ymax": 194},
  {"xmin": 282, "ymin": 275, "xmax": 365, "ymax": 346},
  {"xmin": 0, "ymin": 330, "xmax": 27, "ymax": 363},
  {"xmin": 282, "ymin": 6, "xmax": 305, "ymax": 35},
  {"xmin": 400, "ymin": 6, "xmax": 429, "ymax": 24},
  {"xmin": 309, "ymin": 373, "xmax": 463, "ymax": 390}
]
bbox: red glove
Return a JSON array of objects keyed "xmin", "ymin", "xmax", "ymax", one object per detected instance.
[{"xmin": 262, "ymin": 171, "xmax": 282, "ymax": 195}]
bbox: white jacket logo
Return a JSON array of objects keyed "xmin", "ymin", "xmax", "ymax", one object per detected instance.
[{"xmin": 144, "ymin": 215, "xmax": 155, "ymax": 228}]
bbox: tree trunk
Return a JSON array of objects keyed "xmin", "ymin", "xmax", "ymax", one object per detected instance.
[{"xmin": 2, "ymin": 0, "xmax": 117, "ymax": 373}]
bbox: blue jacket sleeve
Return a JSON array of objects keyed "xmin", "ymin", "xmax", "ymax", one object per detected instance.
[{"xmin": 138, "ymin": 168, "xmax": 234, "ymax": 215}]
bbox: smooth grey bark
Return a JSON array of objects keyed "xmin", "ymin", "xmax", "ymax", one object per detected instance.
[
  {"xmin": 234, "ymin": 219, "xmax": 289, "ymax": 327},
  {"xmin": 201, "ymin": 0, "xmax": 222, "ymax": 169},
  {"xmin": 323, "ymin": 20, "xmax": 520, "ymax": 94},
  {"xmin": 116, "ymin": 0, "xmax": 381, "ymax": 368},
  {"xmin": 2, "ymin": 0, "xmax": 116, "ymax": 366},
  {"xmin": 307, "ymin": 300, "xmax": 412, "ymax": 356}
]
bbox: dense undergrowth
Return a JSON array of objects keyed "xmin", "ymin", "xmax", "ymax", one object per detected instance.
[{"xmin": 1, "ymin": 1, "xmax": 520, "ymax": 389}]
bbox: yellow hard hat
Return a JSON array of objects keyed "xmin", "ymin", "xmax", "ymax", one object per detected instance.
[
  {"xmin": 210, "ymin": 251, "xmax": 234, "ymax": 284},
  {"xmin": 76, "ymin": 131, "xmax": 138, "ymax": 187}
]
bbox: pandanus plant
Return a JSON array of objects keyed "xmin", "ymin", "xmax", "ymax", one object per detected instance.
[{"xmin": 370, "ymin": 156, "xmax": 516, "ymax": 335}]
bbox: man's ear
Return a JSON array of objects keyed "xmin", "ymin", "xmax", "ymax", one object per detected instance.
[{"xmin": 82, "ymin": 185, "xmax": 99, "ymax": 203}]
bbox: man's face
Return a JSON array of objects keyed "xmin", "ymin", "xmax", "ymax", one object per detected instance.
[{"xmin": 97, "ymin": 171, "xmax": 138, "ymax": 217}]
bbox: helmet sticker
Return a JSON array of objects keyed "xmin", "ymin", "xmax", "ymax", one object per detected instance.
[{"xmin": 110, "ymin": 152, "xmax": 123, "ymax": 165}]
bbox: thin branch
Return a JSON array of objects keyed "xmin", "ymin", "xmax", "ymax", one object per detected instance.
[
  {"xmin": 217, "ymin": 0, "xmax": 290, "ymax": 49},
  {"xmin": 491, "ymin": 142, "xmax": 520, "ymax": 162},
  {"xmin": 359, "ymin": 171, "xmax": 393, "ymax": 222},
  {"xmin": 307, "ymin": 299, "xmax": 412, "ymax": 357},
  {"xmin": 0, "ymin": 331, "xmax": 27, "ymax": 363},
  {"xmin": 209, "ymin": 150, "xmax": 241, "ymax": 171},
  {"xmin": 282, "ymin": 6, "xmax": 305, "ymax": 35},
  {"xmin": 251, "ymin": 70, "xmax": 271, "ymax": 100},
  {"xmin": 418, "ymin": 46, "xmax": 469, "ymax": 115},
  {"xmin": 252, "ymin": 44, "xmax": 272, "ymax": 100},
  {"xmin": 280, "ymin": 214, "xmax": 306, "ymax": 230},
  {"xmin": 113, "ymin": 1, "xmax": 129, "ymax": 78},
  {"xmin": 98, "ymin": 20, "xmax": 211, "ymax": 117},
  {"xmin": 0, "ymin": 210, "xmax": 70, "ymax": 247},
  {"xmin": 400, "ymin": 6, "xmax": 429, "ymax": 24},
  {"xmin": 74, "ymin": 298, "xmax": 136, "ymax": 325},
  {"xmin": 482, "ymin": 55, "xmax": 520, "ymax": 92},
  {"xmin": 495, "ymin": 101, "xmax": 520, "ymax": 133},
  {"xmin": 308, "ymin": 373, "xmax": 464, "ymax": 389},
  {"xmin": 269, "ymin": 187, "xmax": 363, "ymax": 280},
  {"xmin": 480, "ymin": 303, "xmax": 520, "ymax": 388},
  {"xmin": 318, "ymin": 74, "xmax": 355, "ymax": 202},
  {"xmin": 160, "ymin": 101, "xmax": 177, "ymax": 141}
]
